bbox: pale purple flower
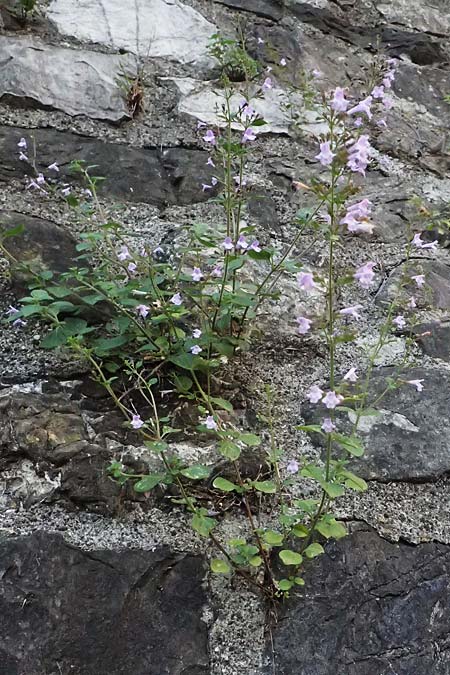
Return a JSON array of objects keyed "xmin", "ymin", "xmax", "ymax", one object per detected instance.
[
  {"xmin": 321, "ymin": 418, "xmax": 336, "ymax": 434},
  {"xmin": 6, "ymin": 305, "xmax": 19, "ymax": 316},
  {"xmin": 197, "ymin": 121, "xmax": 207, "ymax": 129},
  {"xmin": 262, "ymin": 77, "xmax": 273, "ymax": 92},
  {"xmin": 407, "ymin": 379, "xmax": 424, "ymax": 392},
  {"xmin": 331, "ymin": 87, "xmax": 349, "ymax": 112},
  {"xmin": 12, "ymin": 317, "xmax": 27, "ymax": 328},
  {"xmin": 411, "ymin": 274, "xmax": 425, "ymax": 288},
  {"xmin": 347, "ymin": 95, "xmax": 373, "ymax": 120},
  {"xmin": 257, "ymin": 37, "xmax": 265, "ymax": 44},
  {"xmin": 339, "ymin": 305, "xmax": 363, "ymax": 320},
  {"xmin": 280, "ymin": 57, "xmax": 287, "ymax": 66},
  {"xmin": 296, "ymin": 316, "xmax": 312, "ymax": 334},
  {"xmin": 249, "ymin": 240, "xmax": 261, "ymax": 252},
  {"xmin": 203, "ymin": 130, "xmax": 216, "ymax": 145},
  {"xmin": 136, "ymin": 304, "xmax": 150, "ymax": 318},
  {"xmin": 242, "ymin": 102, "xmax": 256, "ymax": 118},
  {"xmin": 393, "ymin": 315, "xmax": 406, "ymax": 329},
  {"xmin": 315, "ymin": 140, "xmax": 335, "ymax": 166},
  {"xmin": 236, "ymin": 235, "xmax": 248, "ymax": 250},
  {"xmin": 36, "ymin": 173, "xmax": 45, "ymax": 185},
  {"xmin": 139, "ymin": 247, "xmax": 148, "ymax": 257},
  {"xmin": 117, "ymin": 245, "xmax": 131, "ymax": 261},
  {"xmin": 354, "ymin": 261, "xmax": 376, "ymax": 289},
  {"xmin": 190, "ymin": 345, "xmax": 202, "ymax": 355},
  {"xmin": 207, "ymin": 157, "xmax": 215, "ymax": 168},
  {"xmin": 211, "ymin": 264, "xmax": 223, "ymax": 277},
  {"xmin": 192, "ymin": 267, "xmax": 203, "ymax": 281},
  {"xmin": 286, "ymin": 459, "xmax": 299, "ymax": 474},
  {"xmin": 347, "ymin": 134, "xmax": 372, "ymax": 175},
  {"xmin": 297, "ymin": 271, "xmax": 316, "ymax": 291},
  {"xmin": 307, "ymin": 384, "xmax": 323, "ymax": 404},
  {"xmin": 341, "ymin": 199, "xmax": 373, "ymax": 234},
  {"xmin": 408, "ymin": 297, "xmax": 417, "ymax": 309},
  {"xmin": 382, "ymin": 77, "xmax": 392, "ymax": 89},
  {"xmin": 205, "ymin": 415, "xmax": 218, "ymax": 430},
  {"xmin": 17, "ymin": 137, "xmax": 27, "ymax": 149},
  {"xmin": 153, "ymin": 246, "xmax": 164, "ymax": 256},
  {"xmin": 211, "ymin": 177, "xmax": 218, "ymax": 186},
  {"xmin": 222, "ymin": 237, "xmax": 234, "ymax": 251},
  {"xmin": 412, "ymin": 233, "xmax": 438, "ymax": 250},
  {"xmin": 323, "ymin": 391, "xmax": 344, "ymax": 409},
  {"xmin": 48, "ymin": 162, "xmax": 59, "ymax": 172},
  {"xmin": 61, "ymin": 186, "xmax": 71, "ymax": 197},
  {"xmin": 385, "ymin": 69, "xmax": 396, "ymax": 83},
  {"xmin": 130, "ymin": 414, "xmax": 144, "ymax": 429},
  {"xmin": 242, "ymin": 128, "xmax": 256, "ymax": 143},
  {"xmin": 354, "ymin": 117, "xmax": 363, "ymax": 128},
  {"xmin": 127, "ymin": 262, "xmax": 137, "ymax": 274},
  {"xmin": 19, "ymin": 151, "xmax": 28, "ymax": 161},
  {"xmin": 312, "ymin": 68, "xmax": 322, "ymax": 78},
  {"xmin": 371, "ymin": 85, "xmax": 385, "ymax": 99},
  {"xmin": 343, "ymin": 367, "xmax": 358, "ymax": 383},
  {"xmin": 382, "ymin": 95, "xmax": 394, "ymax": 110},
  {"xmin": 202, "ymin": 183, "xmax": 212, "ymax": 191},
  {"xmin": 170, "ymin": 293, "xmax": 183, "ymax": 305},
  {"xmin": 192, "ymin": 329, "xmax": 202, "ymax": 339},
  {"xmin": 377, "ymin": 119, "xmax": 388, "ymax": 129}
]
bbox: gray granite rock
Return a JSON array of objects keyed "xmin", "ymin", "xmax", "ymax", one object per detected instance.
[
  {"xmin": 264, "ymin": 525, "xmax": 450, "ymax": 675},
  {"xmin": 377, "ymin": 259, "xmax": 450, "ymax": 311},
  {"xmin": 47, "ymin": 0, "xmax": 215, "ymax": 65},
  {"xmin": 302, "ymin": 367, "xmax": 450, "ymax": 482},
  {"xmin": 0, "ymin": 210, "xmax": 79, "ymax": 294},
  {"xmin": 0, "ymin": 127, "xmax": 218, "ymax": 206},
  {"xmin": 214, "ymin": 0, "xmax": 284, "ymax": 21},
  {"xmin": 0, "ymin": 532, "xmax": 209, "ymax": 675},
  {"xmin": 377, "ymin": 0, "xmax": 450, "ymax": 37},
  {"xmin": 412, "ymin": 320, "xmax": 450, "ymax": 362},
  {"xmin": 0, "ymin": 36, "xmax": 135, "ymax": 121}
]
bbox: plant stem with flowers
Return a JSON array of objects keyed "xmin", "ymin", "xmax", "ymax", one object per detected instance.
[{"xmin": 0, "ymin": 37, "xmax": 439, "ymax": 601}]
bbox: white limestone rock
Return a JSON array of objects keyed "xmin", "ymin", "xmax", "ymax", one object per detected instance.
[
  {"xmin": 47, "ymin": 0, "xmax": 216, "ymax": 65},
  {"xmin": 0, "ymin": 36, "xmax": 136, "ymax": 121}
]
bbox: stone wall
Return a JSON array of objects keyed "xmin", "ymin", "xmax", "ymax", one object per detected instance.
[{"xmin": 1, "ymin": 1, "xmax": 450, "ymax": 673}]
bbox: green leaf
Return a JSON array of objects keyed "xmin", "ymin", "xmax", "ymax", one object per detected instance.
[
  {"xmin": 304, "ymin": 543, "xmax": 324, "ymax": 559},
  {"xmin": 41, "ymin": 327, "xmax": 68, "ymax": 349},
  {"xmin": 263, "ymin": 530, "xmax": 284, "ymax": 546},
  {"xmin": 316, "ymin": 517, "xmax": 347, "ymax": 540},
  {"xmin": 180, "ymin": 465, "xmax": 210, "ymax": 480},
  {"xmin": 30, "ymin": 289, "xmax": 52, "ymax": 301},
  {"xmin": 292, "ymin": 525, "xmax": 310, "ymax": 538},
  {"xmin": 249, "ymin": 555, "xmax": 263, "ymax": 567},
  {"xmin": 134, "ymin": 473, "xmax": 165, "ymax": 492},
  {"xmin": 94, "ymin": 334, "xmax": 130, "ymax": 353},
  {"xmin": 322, "ymin": 482, "xmax": 345, "ymax": 499},
  {"xmin": 168, "ymin": 352, "xmax": 195, "ymax": 370},
  {"xmin": 211, "ymin": 558, "xmax": 231, "ymax": 574},
  {"xmin": 144, "ymin": 440, "xmax": 168, "ymax": 454},
  {"xmin": 238, "ymin": 433, "xmax": 261, "ymax": 447},
  {"xmin": 294, "ymin": 577, "xmax": 305, "ymax": 586},
  {"xmin": 210, "ymin": 397, "xmax": 233, "ymax": 412},
  {"xmin": 213, "ymin": 477, "xmax": 239, "ymax": 492},
  {"xmin": 278, "ymin": 579, "xmax": 294, "ymax": 591},
  {"xmin": 218, "ymin": 440, "xmax": 241, "ymax": 461},
  {"xmin": 48, "ymin": 285, "xmax": 73, "ymax": 299},
  {"xmin": 279, "ymin": 550, "xmax": 303, "ymax": 566},
  {"xmin": 297, "ymin": 424, "xmax": 324, "ymax": 434},
  {"xmin": 19, "ymin": 304, "xmax": 43, "ymax": 317},
  {"xmin": 333, "ymin": 433, "xmax": 364, "ymax": 457},
  {"xmin": 340, "ymin": 471, "xmax": 368, "ymax": 492},
  {"xmin": 192, "ymin": 513, "xmax": 216, "ymax": 537},
  {"xmin": 48, "ymin": 301, "xmax": 77, "ymax": 314},
  {"xmin": 253, "ymin": 480, "xmax": 277, "ymax": 494}
]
